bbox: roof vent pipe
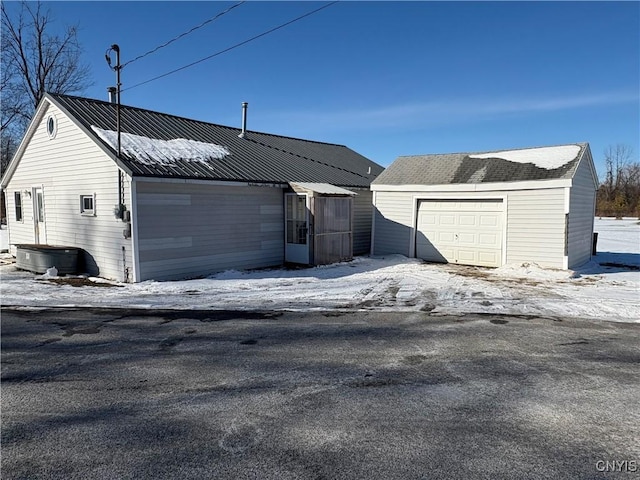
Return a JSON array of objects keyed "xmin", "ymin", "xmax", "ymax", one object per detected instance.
[
  {"xmin": 239, "ymin": 102, "xmax": 248, "ymax": 138},
  {"xmin": 107, "ymin": 86, "xmax": 117, "ymax": 104}
]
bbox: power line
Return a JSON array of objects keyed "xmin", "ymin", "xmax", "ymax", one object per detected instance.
[
  {"xmin": 122, "ymin": 1, "xmax": 339, "ymax": 92},
  {"xmin": 121, "ymin": 1, "xmax": 245, "ymax": 69}
]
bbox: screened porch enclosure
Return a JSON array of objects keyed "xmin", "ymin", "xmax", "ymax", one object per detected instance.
[
  {"xmin": 286, "ymin": 183, "xmax": 355, "ymax": 266},
  {"xmin": 312, "ymin": 196, "xmax": 352, "ymax": 265}
]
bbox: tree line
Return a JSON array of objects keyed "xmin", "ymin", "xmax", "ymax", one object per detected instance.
[{"xmin": 595, "ymin": 144, "xmax": 640, "ymax": 219}]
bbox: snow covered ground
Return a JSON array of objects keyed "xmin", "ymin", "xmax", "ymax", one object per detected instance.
[{"xmin": 1, "ymin": 218, "xmax": 638, "ymax": 322}]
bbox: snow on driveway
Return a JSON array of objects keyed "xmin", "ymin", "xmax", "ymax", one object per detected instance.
[{"xmin": 1, "ymin": 218, "xmax": 638, "ymax": 322}]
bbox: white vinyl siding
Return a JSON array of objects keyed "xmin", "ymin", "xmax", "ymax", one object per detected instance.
[
  {"xmin": 5, "ymin": 189, "xmax": 34, "ymax": 247},
  {"xmin": 504, "ymin": 188, "xmax": 567, "ymax": 268},
  {"xmin": 567, "ymin": 155, "xmax": 597, "ymax": 268},
  {"xmin": 136, "ymin": 181, "xmax": 284, "ymax": 281},
  {"xmin": 372, "ymin": 186, "xmax": 584, "ymax": 269},
  {"xmin": 372, "ymin": 191, "xmax": 415, "ymax": 256},
  {"xmin": 3, "ymin": 103, "xmax": 133, "ymax": 281}
]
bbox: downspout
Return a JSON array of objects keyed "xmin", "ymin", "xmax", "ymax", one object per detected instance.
[
  {"xmin": 370, "ymin": 190, "xmax": 377, "ymax": 256},
  {"xmin": 563, "ymin": 186, "xmax": 570, "ymax": 270},
  {"xmin": 130, "ymin": 178, "xmax": 141, "ymax": 282}
]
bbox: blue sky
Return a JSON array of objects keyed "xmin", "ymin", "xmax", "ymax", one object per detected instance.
[{"xmin": 5, "ymin": 1, "xmax": 639, "ymax": 178}]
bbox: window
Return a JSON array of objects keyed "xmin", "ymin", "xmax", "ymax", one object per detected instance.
[
  {"xmin": 80, "ymin": 194, "xmax": 95, "ymax": 216},
  {"xmin": 14, "ymin": 191, "xmax": 23, "ymax": 221},
  {"xmin": 35, "ymin": 190, "xmax": 44, "ymax": 222},
  {"xmin": 286, "ymin": 194, "xmax": 307, "ymax": 245},
  {"xmin": 46, "ymin": 115, "xmax": 57, "ymax": 138}
]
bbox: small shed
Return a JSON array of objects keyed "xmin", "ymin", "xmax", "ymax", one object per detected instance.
[
  {"xmin": 371, "ymin": 143, "xmax": 598, "ymax": 270},
  {"xmin": 287, "ymin": 182, "xmax": 355, "ymax": 266}
]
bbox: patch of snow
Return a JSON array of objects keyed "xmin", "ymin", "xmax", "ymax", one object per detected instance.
[
  {"xmin": 470, "ymin": 144, "xmax": 581, "ymax": 170},
  {"xmin": 594, "ymin": 217, "xmax": 640, "ymax": 266},
  {"xmin": 493, "ymin": 262, "xmax": 579, "ymax": 281},
  {"xmin": 41, "ymin": 266, "xmax": 58, "ymax": 279},
  {"xmin": 91, "ymin": 126, "xmax": 230, "ymax": 166},
  {"xmin": 0, "ymin": 218, "xmax": 638, "ymax": 323}
]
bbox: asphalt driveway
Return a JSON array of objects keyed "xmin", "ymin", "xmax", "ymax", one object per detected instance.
[{"xmin": 1, "ymin": 308, "xmax": 639, "ymax": 479}]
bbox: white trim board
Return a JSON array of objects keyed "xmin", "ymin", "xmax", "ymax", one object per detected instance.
[{"xmin": 371, "ymin": 179, "xmax": 572, "ymax": 193}]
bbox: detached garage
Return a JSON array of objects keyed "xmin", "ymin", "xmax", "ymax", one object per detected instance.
[{"xmin": 371, "ymin": 143, "xmax": 598, "ymax": 270}]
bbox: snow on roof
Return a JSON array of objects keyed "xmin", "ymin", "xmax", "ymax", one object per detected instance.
[
  {"xmin": 91, "ymin": 126, "xmax": 230, "ymax": 166},
  {"xmin": 469, "ymin": 144, "xmax": 581, "ymax": 170},
  {"xmin": 290, "ymin": 182, "xmax": 357, "ymax": 195}
]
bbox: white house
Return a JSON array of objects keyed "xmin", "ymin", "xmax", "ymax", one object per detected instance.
[
  {"xmin": 371, "ymin": 143, "xmax": 598, "ymax": 270},
  {"xmin": 1, "ymin": 93, "xmax": 383, "ymax": 282}
]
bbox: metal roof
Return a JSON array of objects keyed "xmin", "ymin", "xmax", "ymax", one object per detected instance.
[
  {"xmin": 46, "ymin": 93, "xmax": 384, "ymax": 188},
  {"xmin": 372, "ymin": 143, "xmax": 588, "ymax": 186}
]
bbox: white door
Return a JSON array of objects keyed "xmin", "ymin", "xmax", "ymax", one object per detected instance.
[
  {"xmin": 285, "ymin": 193, "xmax": 309, "ymax": 264},
  {"xmin": 33, "ymin": 187, "xmax": 46, "ymax": 244},
  {"xmin": 416, "ymin": 199, "xmax": 503, "ymax": 267}
]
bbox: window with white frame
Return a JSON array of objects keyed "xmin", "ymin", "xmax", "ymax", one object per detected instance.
[
  {"xmin": 14, "ymin": 191, "xmax": 23, "ymax": 221},
  {"xmin": 80, "ymin": 194, "xmax": 95, "ymax": 216},
  {"xmin": 46, "ymin": 115, "xmax": 57, "ymax": 139}
]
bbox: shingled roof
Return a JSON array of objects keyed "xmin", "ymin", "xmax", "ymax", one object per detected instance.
[
  {"xmin": 46, "ymin": 93, "xmax": 383, "ymax": 188},
  {"xmin": 372, "ymin": 143, "xmax": 588, "ymax": 186}
]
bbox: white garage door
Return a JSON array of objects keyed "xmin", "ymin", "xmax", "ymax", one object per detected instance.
[{"xmin": 416, "ymin": 199, "xmax": 503, "ymax": 267}]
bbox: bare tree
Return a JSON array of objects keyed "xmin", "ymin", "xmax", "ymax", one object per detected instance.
[
  {"xmin": 1, "ymin": 1, "xmax": 92, "ymax": 171},
  {"xmin": 596, "ymin": 144, "xmax": 640, "ymax": 218}
]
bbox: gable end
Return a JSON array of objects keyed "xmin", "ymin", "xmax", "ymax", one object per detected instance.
[{"xmin": 1, "ymin": 101, "xmax": 50, "ymax": 189}]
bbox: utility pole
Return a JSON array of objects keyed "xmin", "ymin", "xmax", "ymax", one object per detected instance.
[
  {"xmin": 106, "ymin": 44, "xmax": 130, "ymax": 282},
  {"xmin": 105, "ymin": 44, "xmax": 124, "ymax": 217}
]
